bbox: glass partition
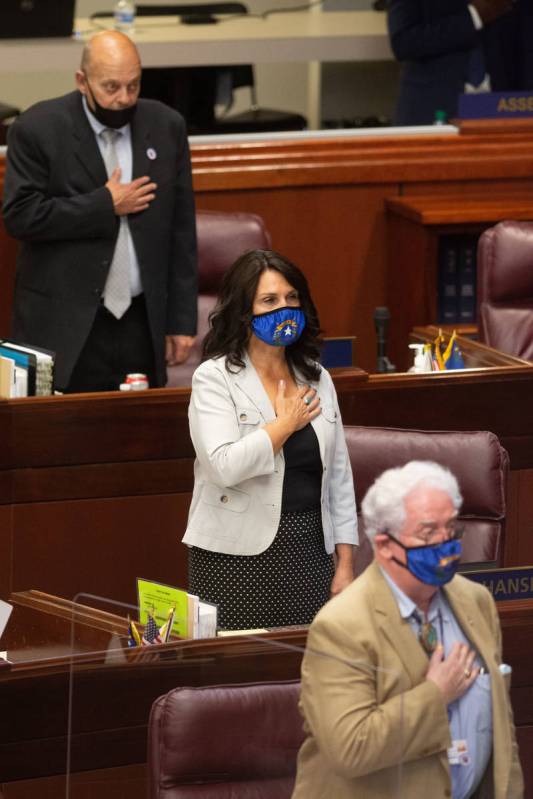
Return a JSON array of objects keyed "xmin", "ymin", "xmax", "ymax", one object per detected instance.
[
  {"xmin": 1, "ymin": 590, "xmax": 409, "ymax": 796},
  {"xmin": 55, "ymin": 591, "xmax": 406, "ymax": 798}
]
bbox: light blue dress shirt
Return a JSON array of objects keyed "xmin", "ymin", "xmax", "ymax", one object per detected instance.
[
  {"xmin": 381, "ymin": 569, "xmax": 493, "ymax": 799},
  {"xmin": 82, "ymin": 96, "xmax": 142, "ymax": 297}
]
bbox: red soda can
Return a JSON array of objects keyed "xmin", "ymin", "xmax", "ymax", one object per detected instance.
[{"xmin": 125, "ymin": 373, "xmax": 149, "ymax": 390}]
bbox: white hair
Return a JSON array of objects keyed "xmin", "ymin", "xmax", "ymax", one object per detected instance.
[{"xmin": 361, "ymin": 460, "xmax": 462, "ymax": 544}]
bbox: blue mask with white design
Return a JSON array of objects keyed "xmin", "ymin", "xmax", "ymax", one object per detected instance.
[
  {"xmin": 390, "ymin": 535, "xmax": 462, "ymax": 586},
  {"xmin": 251, "ymin": 306, "xmax": 306, "ymax": 347}
]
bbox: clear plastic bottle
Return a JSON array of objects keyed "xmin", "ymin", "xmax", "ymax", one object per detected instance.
[{"xmin": 114, "ymin": 0, "xmax": 136, "ymax": 34}]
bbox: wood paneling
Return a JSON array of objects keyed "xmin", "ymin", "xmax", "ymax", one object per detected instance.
[
  {"xmin": 11, "ymin": 494, "xmax": 191, "ymax": 606},
  {"xmin": 0, "ymin": 504, "xmax": 12, "ymax": 600},
  {"xmin": 1, "ymin": 766, "xmax": 147, "ymax": 799},
  {"xmin": 509, "ymin": 469, "xmax": 533, "ymax": 568},
  {"xmin": 195, "ymin": 183, "xmax": 395, "ymax": 370}
]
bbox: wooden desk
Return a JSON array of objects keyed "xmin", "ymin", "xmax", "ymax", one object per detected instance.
[
  {"xmin": 386, "ymin": 194, "xmax": 533, "ymax": 369},
  {"xmin": 1, "ymin": 591, "xmax": 532, "ymax": 799},
  {"xmin": 0, "ymin": 12, "xmax": 390, "ymax": 72},
  {"xmin": 0, "ymin": 342, "xmax": 532, "ymax": 613}
]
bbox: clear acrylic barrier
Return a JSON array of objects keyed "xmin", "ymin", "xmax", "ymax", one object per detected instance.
[
  {"xmin": 61, "ymin": 592, "xmax": 406, "ymax": 798},
  {"xmin": 0, "ymin": 590, "xmax": 406, "ymax": 797}
]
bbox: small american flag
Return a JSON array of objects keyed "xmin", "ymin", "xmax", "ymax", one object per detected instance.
[{"xmin": 142, "ymin": 613, "xmax": 163, "ymax": 646}]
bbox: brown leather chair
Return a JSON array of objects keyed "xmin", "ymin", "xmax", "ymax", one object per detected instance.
[
  {"xmin": 477, "ymin": 220, "xmax": 533, "ymax": 361},
  {"xmin": 344, "ymin": 426, "xmax": 509, "ymax": 575},
  {"xmin": 148, "ymin": 679, "xmax": 303, "ymax": 798},
  {"xmin": 167, "ymin": 209, "xmax": 272, "ymax": 387}
]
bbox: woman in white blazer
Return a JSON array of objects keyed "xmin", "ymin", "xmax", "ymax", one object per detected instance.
[{"xmin": 183, "ymin": 250, "xmax": 358, "ymax": 629}]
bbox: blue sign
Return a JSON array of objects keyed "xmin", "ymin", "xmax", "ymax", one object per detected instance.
[
  {"xmin": 464, "ymin": 566, "xmax": 533, "ymax": 601},
  {"xmin": 458, "ymin": 91, "xmax": 533, "ymax": 120}
]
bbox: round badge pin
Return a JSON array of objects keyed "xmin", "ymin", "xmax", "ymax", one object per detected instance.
[{"xmin": 147, "ymin": 147, "xmax": 157, "ymax": 160}]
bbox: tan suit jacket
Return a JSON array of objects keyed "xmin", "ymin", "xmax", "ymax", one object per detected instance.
[{"xmin": 292, "ymin": 563, "xmax": 523, "ymax": 799}]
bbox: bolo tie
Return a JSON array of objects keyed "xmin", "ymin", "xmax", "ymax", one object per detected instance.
[{"xmin": 412, "ymin": 610, "xmax": 439, "ymax": 656}]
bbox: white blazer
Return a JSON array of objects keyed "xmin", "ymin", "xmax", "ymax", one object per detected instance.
[{"xmin": 183, "ymin": 354, "xmax": 358, "ymax": 556}]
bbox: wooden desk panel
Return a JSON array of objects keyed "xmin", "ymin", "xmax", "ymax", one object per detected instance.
[
  {"xmin": 10, "ymin": 493, "xmax": 191, "ymax": 605},
  {"xmin": 0, "ymin": 355, "xmax": 532, "ymax": 611}
]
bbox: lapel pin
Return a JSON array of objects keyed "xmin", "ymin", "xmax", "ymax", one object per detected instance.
[{"xmin": 146, "ymin": 147, "xmax": 157, "ymax": 160}]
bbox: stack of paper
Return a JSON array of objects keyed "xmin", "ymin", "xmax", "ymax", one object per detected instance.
[{"xmin": 187, "ymin": 593, "xmax": 218, "ymax": 639}]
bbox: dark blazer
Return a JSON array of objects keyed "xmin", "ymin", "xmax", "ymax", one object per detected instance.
[
  {"xmin": 388, "ymin": 0, "xmax": 533, "ymax": 125},
  {"xmin": 2, "ymin": 91, "xmax": 197, "ymax": 388}
]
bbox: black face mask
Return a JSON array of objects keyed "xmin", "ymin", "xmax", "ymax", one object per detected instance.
[{"xmin": 85, "ymin": 80, "xmax": 137, "ymax": 129}]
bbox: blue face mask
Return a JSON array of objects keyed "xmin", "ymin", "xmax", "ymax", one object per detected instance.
[
  {"xmin": 389, "ymin": 535, "xmax": 462, "ymax": 587},
  {"xmin": 251, "ymin": 306, "xmax": 306, "ymax": 347}
]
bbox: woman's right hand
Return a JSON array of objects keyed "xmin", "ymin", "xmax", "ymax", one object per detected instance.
[{"xmin": 275, "ymin": 380, "xmax": 321, "ymax": 433}]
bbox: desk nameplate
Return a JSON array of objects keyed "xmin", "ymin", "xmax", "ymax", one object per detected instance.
[{"xmin": 464, "ymin": 565, "xmax": 533, "ymax": 601}]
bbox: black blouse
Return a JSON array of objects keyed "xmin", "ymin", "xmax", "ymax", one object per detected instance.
[{"xmin": 281, "ymin": 423, "xmax": 322, "ymax": 512}]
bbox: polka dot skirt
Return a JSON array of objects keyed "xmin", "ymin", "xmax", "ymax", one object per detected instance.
[{"xmin": 188, "ymin": 506, "xmax": 334, "ymax": 630}]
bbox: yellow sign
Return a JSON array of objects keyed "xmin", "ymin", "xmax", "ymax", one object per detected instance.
[{"xmin": 137, "ymin": 577, "xmax": 189, "ymax": 638}]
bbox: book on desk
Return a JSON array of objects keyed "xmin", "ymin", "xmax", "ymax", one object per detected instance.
[
  {"xmin": 438, "ymin": 235, "xmax": 478, "ymax": 326},
  {"xmin": 0, "ymin": 340, "xmax": 54, "ymax": 397}
]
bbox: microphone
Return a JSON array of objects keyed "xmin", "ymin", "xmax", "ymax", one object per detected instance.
[{"xmin": 373, "ymin": 307, "xmax": 396, "ymax": 374}]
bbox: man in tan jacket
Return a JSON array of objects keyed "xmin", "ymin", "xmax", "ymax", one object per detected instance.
[{"xmin": 293, "ymin": 461, "xmax": 523, "ymax": 799}]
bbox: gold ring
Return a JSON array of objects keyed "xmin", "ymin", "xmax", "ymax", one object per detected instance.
[{"xmin": 464, "ymin": 668, "xmax": 471, "ymax": 679}]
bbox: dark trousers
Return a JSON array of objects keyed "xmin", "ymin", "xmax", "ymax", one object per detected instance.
[{"xmin": 64, "ymin": 295, "xmax": 158, "ymax": 393}]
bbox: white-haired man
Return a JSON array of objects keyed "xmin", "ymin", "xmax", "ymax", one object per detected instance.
[{"xmin": 292, "ymin": 460, "xmax": 523, "ymax": 799}]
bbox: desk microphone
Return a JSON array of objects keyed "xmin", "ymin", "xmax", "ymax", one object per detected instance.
[{"xmin": 373, "ymin": 306, "xmax": 396, "ymax": 374}]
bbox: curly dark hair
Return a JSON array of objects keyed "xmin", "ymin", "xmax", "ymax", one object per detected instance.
[{"xmin": 202, "ymin": 249, "xmax": 323, "ymax": 382}]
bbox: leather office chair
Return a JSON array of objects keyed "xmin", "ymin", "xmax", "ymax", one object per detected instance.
[
  {"xmin": 477, "ymin": 220, "xmax": 533, "ymax": 361},
  {"xmin": 148, "ymin": 679, "xmax": 303, "ymax": 798},
  {"xmin": 135, "ymin": 4, "xmax": 307, "ymax": 134},
  {"xmin": 166, "ymin": 209, "xmax": 272, "ymax": 387},
  {"xmin": 344, "ymin": 426, "xmax": 509, "ymax": 575}
]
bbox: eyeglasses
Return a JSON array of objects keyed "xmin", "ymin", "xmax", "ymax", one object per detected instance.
[{"xmin": 408, "ymin": 522, "xmax": 464, "ymax": 547}]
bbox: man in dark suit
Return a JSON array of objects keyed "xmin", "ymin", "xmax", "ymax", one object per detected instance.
[
  {"xmin": 388, "ymin": 0, "xmax": 533, "ymax": 126},
  {"xmin": 2, "ymin": 31, "xmax": 197, "ymax": 392}
]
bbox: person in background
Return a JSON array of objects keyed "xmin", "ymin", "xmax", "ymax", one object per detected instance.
[
  {"xmin": 2, "ymin": 30, "xmax": 197, "ymax": 392},
  {"xmin": 388, "ymin": 0, "xmax": 533, "ymax": 125},
  {"xmin": 183, "ymin": 249, "xmax": 358, "ymax": 630},
  {"xmin": 293, "ymin": 460, "xmax": 523, "ymax": 799}
]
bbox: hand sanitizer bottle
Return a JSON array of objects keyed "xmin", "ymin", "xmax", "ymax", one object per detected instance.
[
  {"xmin": 114, "ymin": 0, "xmax": 136, "ymax": 33},
  {"xmin": 408, "ymin": 343, "xmax": 429, "ymax": 373}
]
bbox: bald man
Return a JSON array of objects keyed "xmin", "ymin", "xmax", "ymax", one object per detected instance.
[{"xmin": 2, "ymin": 31, "xmax": 197, "ymax": 392}]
